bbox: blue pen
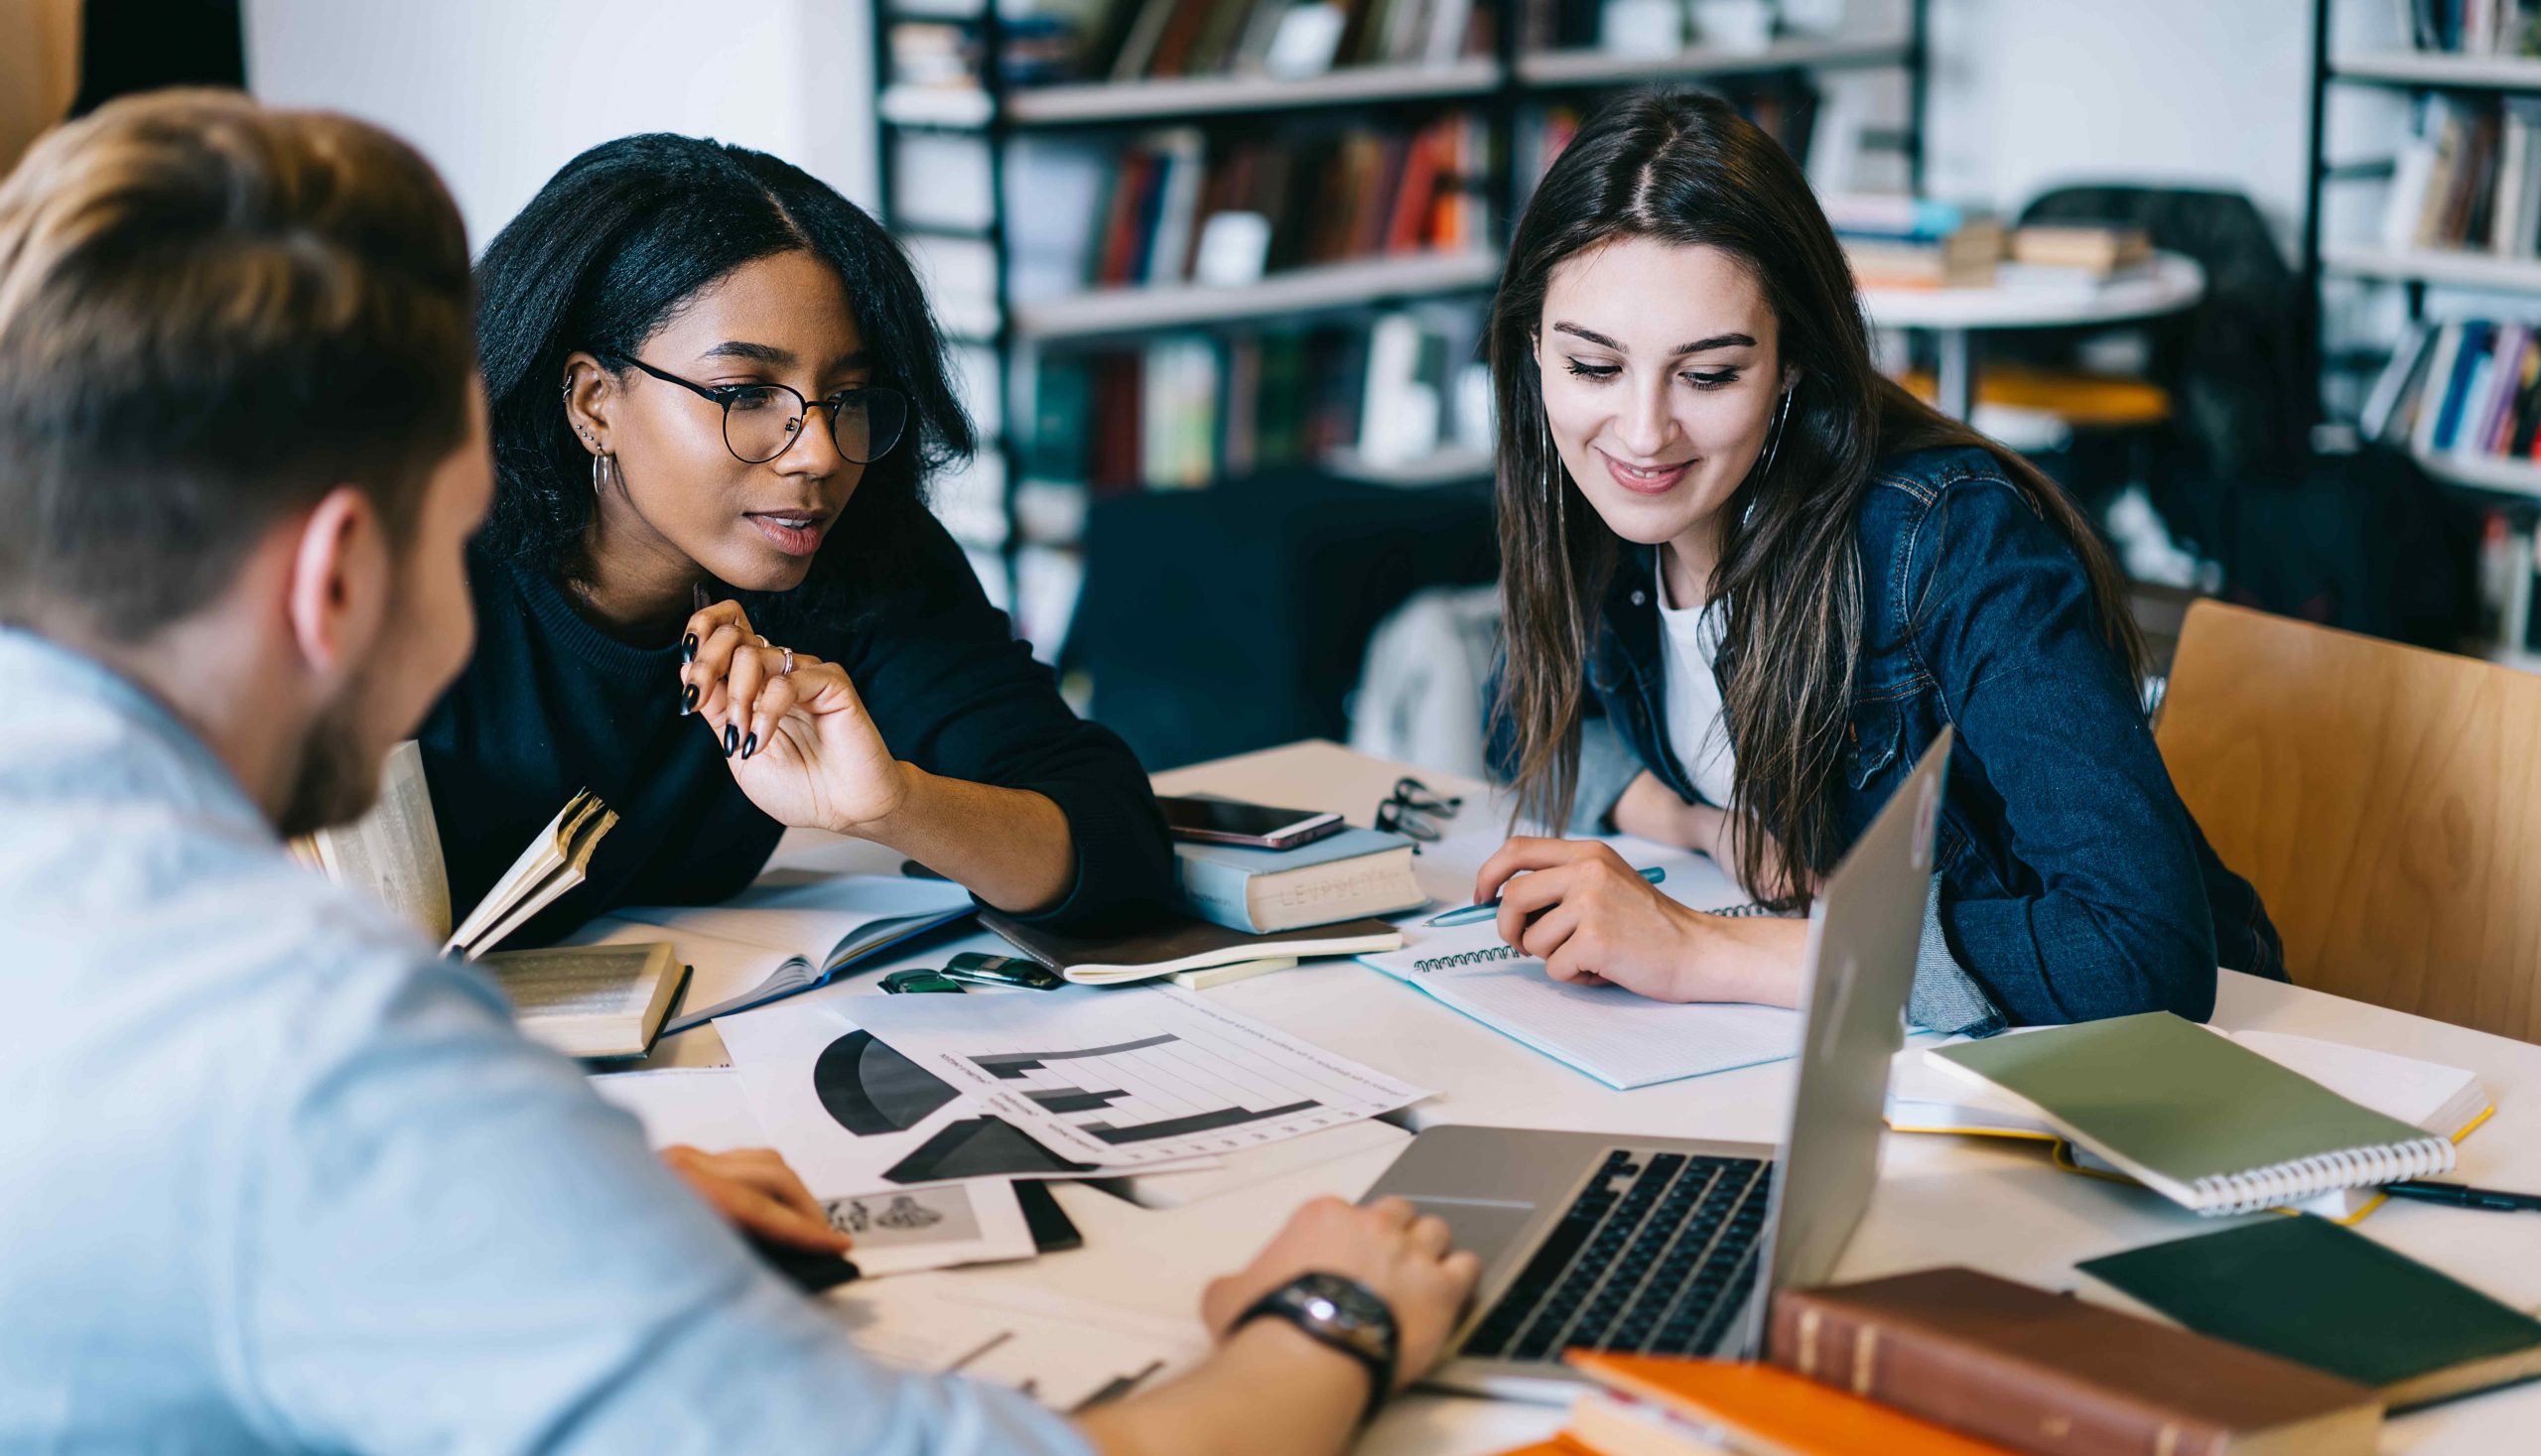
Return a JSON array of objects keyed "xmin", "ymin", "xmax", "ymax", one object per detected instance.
[{"xmin": 1424, "ymin": 866, "xmax": 1667, "ymax": 928}]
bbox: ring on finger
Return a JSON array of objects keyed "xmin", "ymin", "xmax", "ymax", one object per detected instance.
[{"xmin": 779, "ymin": 647, "xmax": 795, "ymax": 678}]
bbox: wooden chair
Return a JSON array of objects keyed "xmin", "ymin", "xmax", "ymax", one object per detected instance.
[{"xmin": 2156, "ymin": 600, "xmax": 2541, "ymax": 1042}]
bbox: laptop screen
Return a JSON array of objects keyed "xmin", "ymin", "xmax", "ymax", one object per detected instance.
[{"xmin": 1750, "ymin": 727, "xmax": 1954, "ymax": 1324}]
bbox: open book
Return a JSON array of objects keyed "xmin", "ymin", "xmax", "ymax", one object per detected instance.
[
  {"xmin": 293, "ymin": 741, "xmax": 673, "ymax": 1056},
  {"xmin": 291, "ymin": 740, "xmax": 621, "ymax": 960},
  {"xmin": 570, "ymin": 870, "xmax": 980, "ymax": 1034}
]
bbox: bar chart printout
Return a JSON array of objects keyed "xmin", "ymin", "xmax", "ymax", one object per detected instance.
[{"xmin": 847, "ymin": 987, "xmax": 1427, "ymax": 1167}]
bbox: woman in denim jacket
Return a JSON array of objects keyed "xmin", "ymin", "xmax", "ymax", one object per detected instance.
[{"xmin": 1474, "ymin": 90, "xmax": 2282, "ymax": 1035}]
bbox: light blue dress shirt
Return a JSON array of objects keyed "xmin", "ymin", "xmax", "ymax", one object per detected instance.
[{"xmin": 0, "ymin": 627, "xmax": 1091, "ymax": 1455}]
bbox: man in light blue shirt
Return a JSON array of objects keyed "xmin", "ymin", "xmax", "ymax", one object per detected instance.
[{"xmin": 0, "ymin": 92, "xmax": 1473, "ymax": 1456}]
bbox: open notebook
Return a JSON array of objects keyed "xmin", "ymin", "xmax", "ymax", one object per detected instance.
[
  {"xmin": 1921, "ymin": 1012, "xmax": 2468, "ymax": 1216},
  {"xmin": 1356, "ymin": 867, "xmax": 1798, "ymax": 1091},
  {"xmin": 575, "ymin": 871, "xmax": 978, "ymax": 1034}
]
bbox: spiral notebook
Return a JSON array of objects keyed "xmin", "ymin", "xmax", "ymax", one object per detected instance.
[
  {"xmin": 1928, "ymin": 1011, "xmax": 2458, "ymax": 1216},
  {"xmin": 1356, "ymin": 917, "xmax": 1799, "ymax": 1090}
]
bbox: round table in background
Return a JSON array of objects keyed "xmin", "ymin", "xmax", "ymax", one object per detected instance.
[{"xmin": 1859, "ymin": 252, "xmax": 2207, "ymax": 421}]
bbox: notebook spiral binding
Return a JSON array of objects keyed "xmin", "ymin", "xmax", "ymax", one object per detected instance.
[
  {"xmin": 2190, "ymin": 1134, "xmax": 2459, "ymax": 1216},
  {"xmin": 1413, "ymin": 945, "xmax": 1525, "ymax": 972},
  {"xmin": 1411, "ymin": 904, "xmax": 1773, "ymax": 971}
]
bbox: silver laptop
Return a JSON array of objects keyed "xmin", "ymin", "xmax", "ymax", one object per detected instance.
[{"xmin": 1362, "ymin": 728, "xmax": 1952, "ymax": 1402}]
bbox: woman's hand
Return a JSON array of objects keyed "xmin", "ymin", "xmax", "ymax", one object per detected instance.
[
  {"xmin": 679, "ymin": 599, "xmax": 908, "ymax": 834},
  {"xmin": 659, "ymin": 1144, "xmax": 856, "ymax": 1255},
  {"xmin": 1470, "ymin": 838, "xmax": 1806, "ymax": 1007}
]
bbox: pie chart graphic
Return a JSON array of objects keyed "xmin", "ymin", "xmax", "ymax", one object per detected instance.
[{"xmin": 812, "ymin": 1029, "xmax": 960, "ymax": 1136}]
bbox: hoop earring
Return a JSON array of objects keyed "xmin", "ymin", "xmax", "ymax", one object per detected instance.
[
  {"xmin": 1752, "ymin": 387, "xmax": 1795, "ymax": 484},
  {"xmin": 592, "ymin": 451, "xmax": 616, "ymax": 496}
]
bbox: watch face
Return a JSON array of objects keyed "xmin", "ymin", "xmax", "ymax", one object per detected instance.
[{"xmin": 1295, "ymin": 1271, "xmax": 1392, "ymax": 1334}]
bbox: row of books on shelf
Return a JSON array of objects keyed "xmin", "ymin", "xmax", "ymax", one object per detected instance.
[
  {"xmin": 2399, "ymin": 0, "xmax": 2541, "ymax": 56},
  {"xmin": 2359, "ymin": 318, "xmax": 2541, "ymax": 464},
  {"xmin": 903, "ymin": 114, "xmax": 1488, "ymax": 304},
  {"xmin": 2381, "ymin": 93, "xmax": 2541, "ymax": 259},
  {"xmin": 888, "ymin": 0, "xmax": 1486, "ymax": 91},
  {"xmin": 1024, "ymin": 305, "xmax": 1491, "ymax": 493}
]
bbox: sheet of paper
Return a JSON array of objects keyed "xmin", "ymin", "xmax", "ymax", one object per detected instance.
[
  {"xmin": 1357, "ymin": 856, "xmax": 1797, "ymax": 1090},
  {"xmin": 847, "ymin": 985, "xmax": 1429, "ymax": 1168},
  {"xmin": 588, "ymin": 1065, "xmax": 1037, "ymax": 1275},
  {"xmin": 719, "ymin": 997, "xmax": 1218, "ymax": 1189},
  {"xmin": 833, "ymin": 1275, "xmax": 1207, "ymax": 1412}
]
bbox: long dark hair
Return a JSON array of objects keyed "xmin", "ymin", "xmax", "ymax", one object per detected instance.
[
  {"xmin": 471, "ymin": 133, "xmax": 974, "ymax": 621},
  {"xmin": 1490, "ymin": 90, "xmax": 2144, "ymax": 907}
]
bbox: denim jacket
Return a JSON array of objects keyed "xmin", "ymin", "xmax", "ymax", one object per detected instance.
[{"xmin": 1516, "ymin": 445, "xmax": 2284, "ymax": 1035}]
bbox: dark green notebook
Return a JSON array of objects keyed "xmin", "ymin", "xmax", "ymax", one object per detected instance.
[{"xmin": 2079, "ymin": 1215, "xmax": 2541, "ymax": 1409}]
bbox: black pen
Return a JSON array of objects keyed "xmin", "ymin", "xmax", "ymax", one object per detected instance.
[{"xmin": 2381, "ymin": 1180, "xmax": 2541, "ymax": 1213}]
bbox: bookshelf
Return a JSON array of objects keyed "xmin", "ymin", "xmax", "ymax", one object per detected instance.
[
  {"xmin": 2306, "ymin": 1, "xmax": 2541, "ymax": 666},
  {"xmin": 873, "ymin": 0, "xmax": 1933, "ymax": 653}
]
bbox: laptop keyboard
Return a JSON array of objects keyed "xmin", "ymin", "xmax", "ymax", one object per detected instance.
[{"xmin": 1458, "ymin": 1149, "xmax": 1773, "ymax": 1364}]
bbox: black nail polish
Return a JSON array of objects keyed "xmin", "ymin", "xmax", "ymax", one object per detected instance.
[
  {"xmin": 741, "ymin": 730, "xmax": 758, "ymax": 759},
  {"xmin": 681, "ymin": 632, "xmax": 697, "ymax": 664},
  {"xmin": 680, "ymin": 684, "xmax": 698, "ymax": 716},
  {"xmin": 724, "ymin": 724, "xmax": 739, "ymax": 756}
]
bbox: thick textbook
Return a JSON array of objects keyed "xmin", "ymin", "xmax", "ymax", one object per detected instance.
[{"xmin": 1171, "ymin": 826, "xmax": 1425, "ymax": 933}]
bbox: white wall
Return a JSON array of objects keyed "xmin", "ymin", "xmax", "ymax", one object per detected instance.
[
  {"xmin": 1926, "ymin": 0, "xmax": 2316, "ymax": 260},
  {"xmin": 242, "ymin": 0, "xmax": 877, "ymax": 255}
]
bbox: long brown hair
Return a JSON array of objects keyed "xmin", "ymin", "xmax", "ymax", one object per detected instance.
[{"xmin": 1490, "ymin": 89, "xmax": 2145, "ymax": 907}]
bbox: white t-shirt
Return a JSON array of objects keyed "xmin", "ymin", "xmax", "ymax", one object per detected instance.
[{"xmin": 1655, "ymin": 548, "xmax": 1736, "ymax": 808}]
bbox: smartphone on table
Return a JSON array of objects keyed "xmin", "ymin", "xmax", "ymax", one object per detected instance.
[{"xmin": 1157, "ymin": 795, "xmax": 1345, "ymax": 851}]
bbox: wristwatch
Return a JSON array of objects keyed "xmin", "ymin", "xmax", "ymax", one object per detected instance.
[{"xmin": 1237, "ymin": 1271, "xmax": 1400, "ymax": 1426}]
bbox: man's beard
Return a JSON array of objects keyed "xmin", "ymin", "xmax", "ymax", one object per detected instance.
[{"xmin": 275, "ymin": 686, "xmax": 385, "ymax": 841}]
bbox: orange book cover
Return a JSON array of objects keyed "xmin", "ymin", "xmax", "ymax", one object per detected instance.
[{"xmin": 1567, "ymin": 1353, "xmax": 2022, "ymax": 1455}]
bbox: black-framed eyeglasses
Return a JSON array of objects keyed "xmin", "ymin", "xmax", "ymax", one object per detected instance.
[
  {"xmin": 605, "ymin": 352, "xmax": 909, "ymax": 465},
  {"xmin": 1375, "ymin": 775, "xmax": 1463, "ymax": 845}
]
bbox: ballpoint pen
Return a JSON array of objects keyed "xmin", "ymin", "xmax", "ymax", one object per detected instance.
[
  {"xmin": 1424, "ymin": 866, "xmax": 1668, "ymax": 928},
  {"xmin": 2380, "ymin": 1180, "xmax": 2541, "ymax": 1213}
]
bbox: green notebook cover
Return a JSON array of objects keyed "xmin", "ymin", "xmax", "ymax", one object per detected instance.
[
  {"xmin": 2079, "ymin": 1215, "xmax": 2541, "ymax": 1405},
  {"xmin": 1931, "ymin": 1012, "xmax": 2439, "ymax": 1193}
]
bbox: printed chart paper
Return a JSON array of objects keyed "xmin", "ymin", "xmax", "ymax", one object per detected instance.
[
  {"xmin": 648, "ymin": 1041, "xmax": 1038, "ymax": 1275},
  {"xmin": 719, "ymin": 998, "xmax": 1218, "ymax": 1193},
  {"xmin": 847, "ymin": 985, "xmax": 1428, "ymax": 1168},
  {"xmin": 836, "ymin": 1275, "xmax": 1207, "ymax": 1412}
]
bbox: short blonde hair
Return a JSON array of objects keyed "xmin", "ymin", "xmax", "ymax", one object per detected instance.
[{"xmin": 0, "ymin": 89, "xmax": 473, "ymax": 637}]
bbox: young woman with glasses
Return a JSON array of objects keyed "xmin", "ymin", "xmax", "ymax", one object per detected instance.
[
  {"xmin": 420, "ymin": 133, "xmax": 1172, "ymax": 943},
  {"xmin": 1470, "ymin": 92, "xmax": 2282, "ymax": 1031}
]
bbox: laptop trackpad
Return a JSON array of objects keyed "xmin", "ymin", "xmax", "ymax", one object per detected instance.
[{"xmin": 1400, "ymin": 1197, "xmax": 1539, "ymax": 1270}]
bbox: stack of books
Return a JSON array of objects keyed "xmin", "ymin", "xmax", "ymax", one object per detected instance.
[
  {"xmin": 1496, "ymin": 1268, "xmax": 2384, "ymax": 1456},
  {"xmin": 2381, "ymin": 95, "xmax": 2541, "ymax": 260},
  {"xmin": 1824, "ymin": 195, "xmax": 2004, "ymax": 290},
  {"xmin": 1172, "ymin": 826, "xmax": 1427, "ymax": 934}
]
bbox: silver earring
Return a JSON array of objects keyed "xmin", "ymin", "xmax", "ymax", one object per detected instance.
[
  {"xmin": 1540, "ymin": 415, "xmax": 1560, "ymax": 502},
  {"xmin": 592, "ymin": 452, "xmax": 614, "ymax": 495},
  {"xmin": 1753, "ymin": 387, "xmax": 1795, "ymax": 483}
]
